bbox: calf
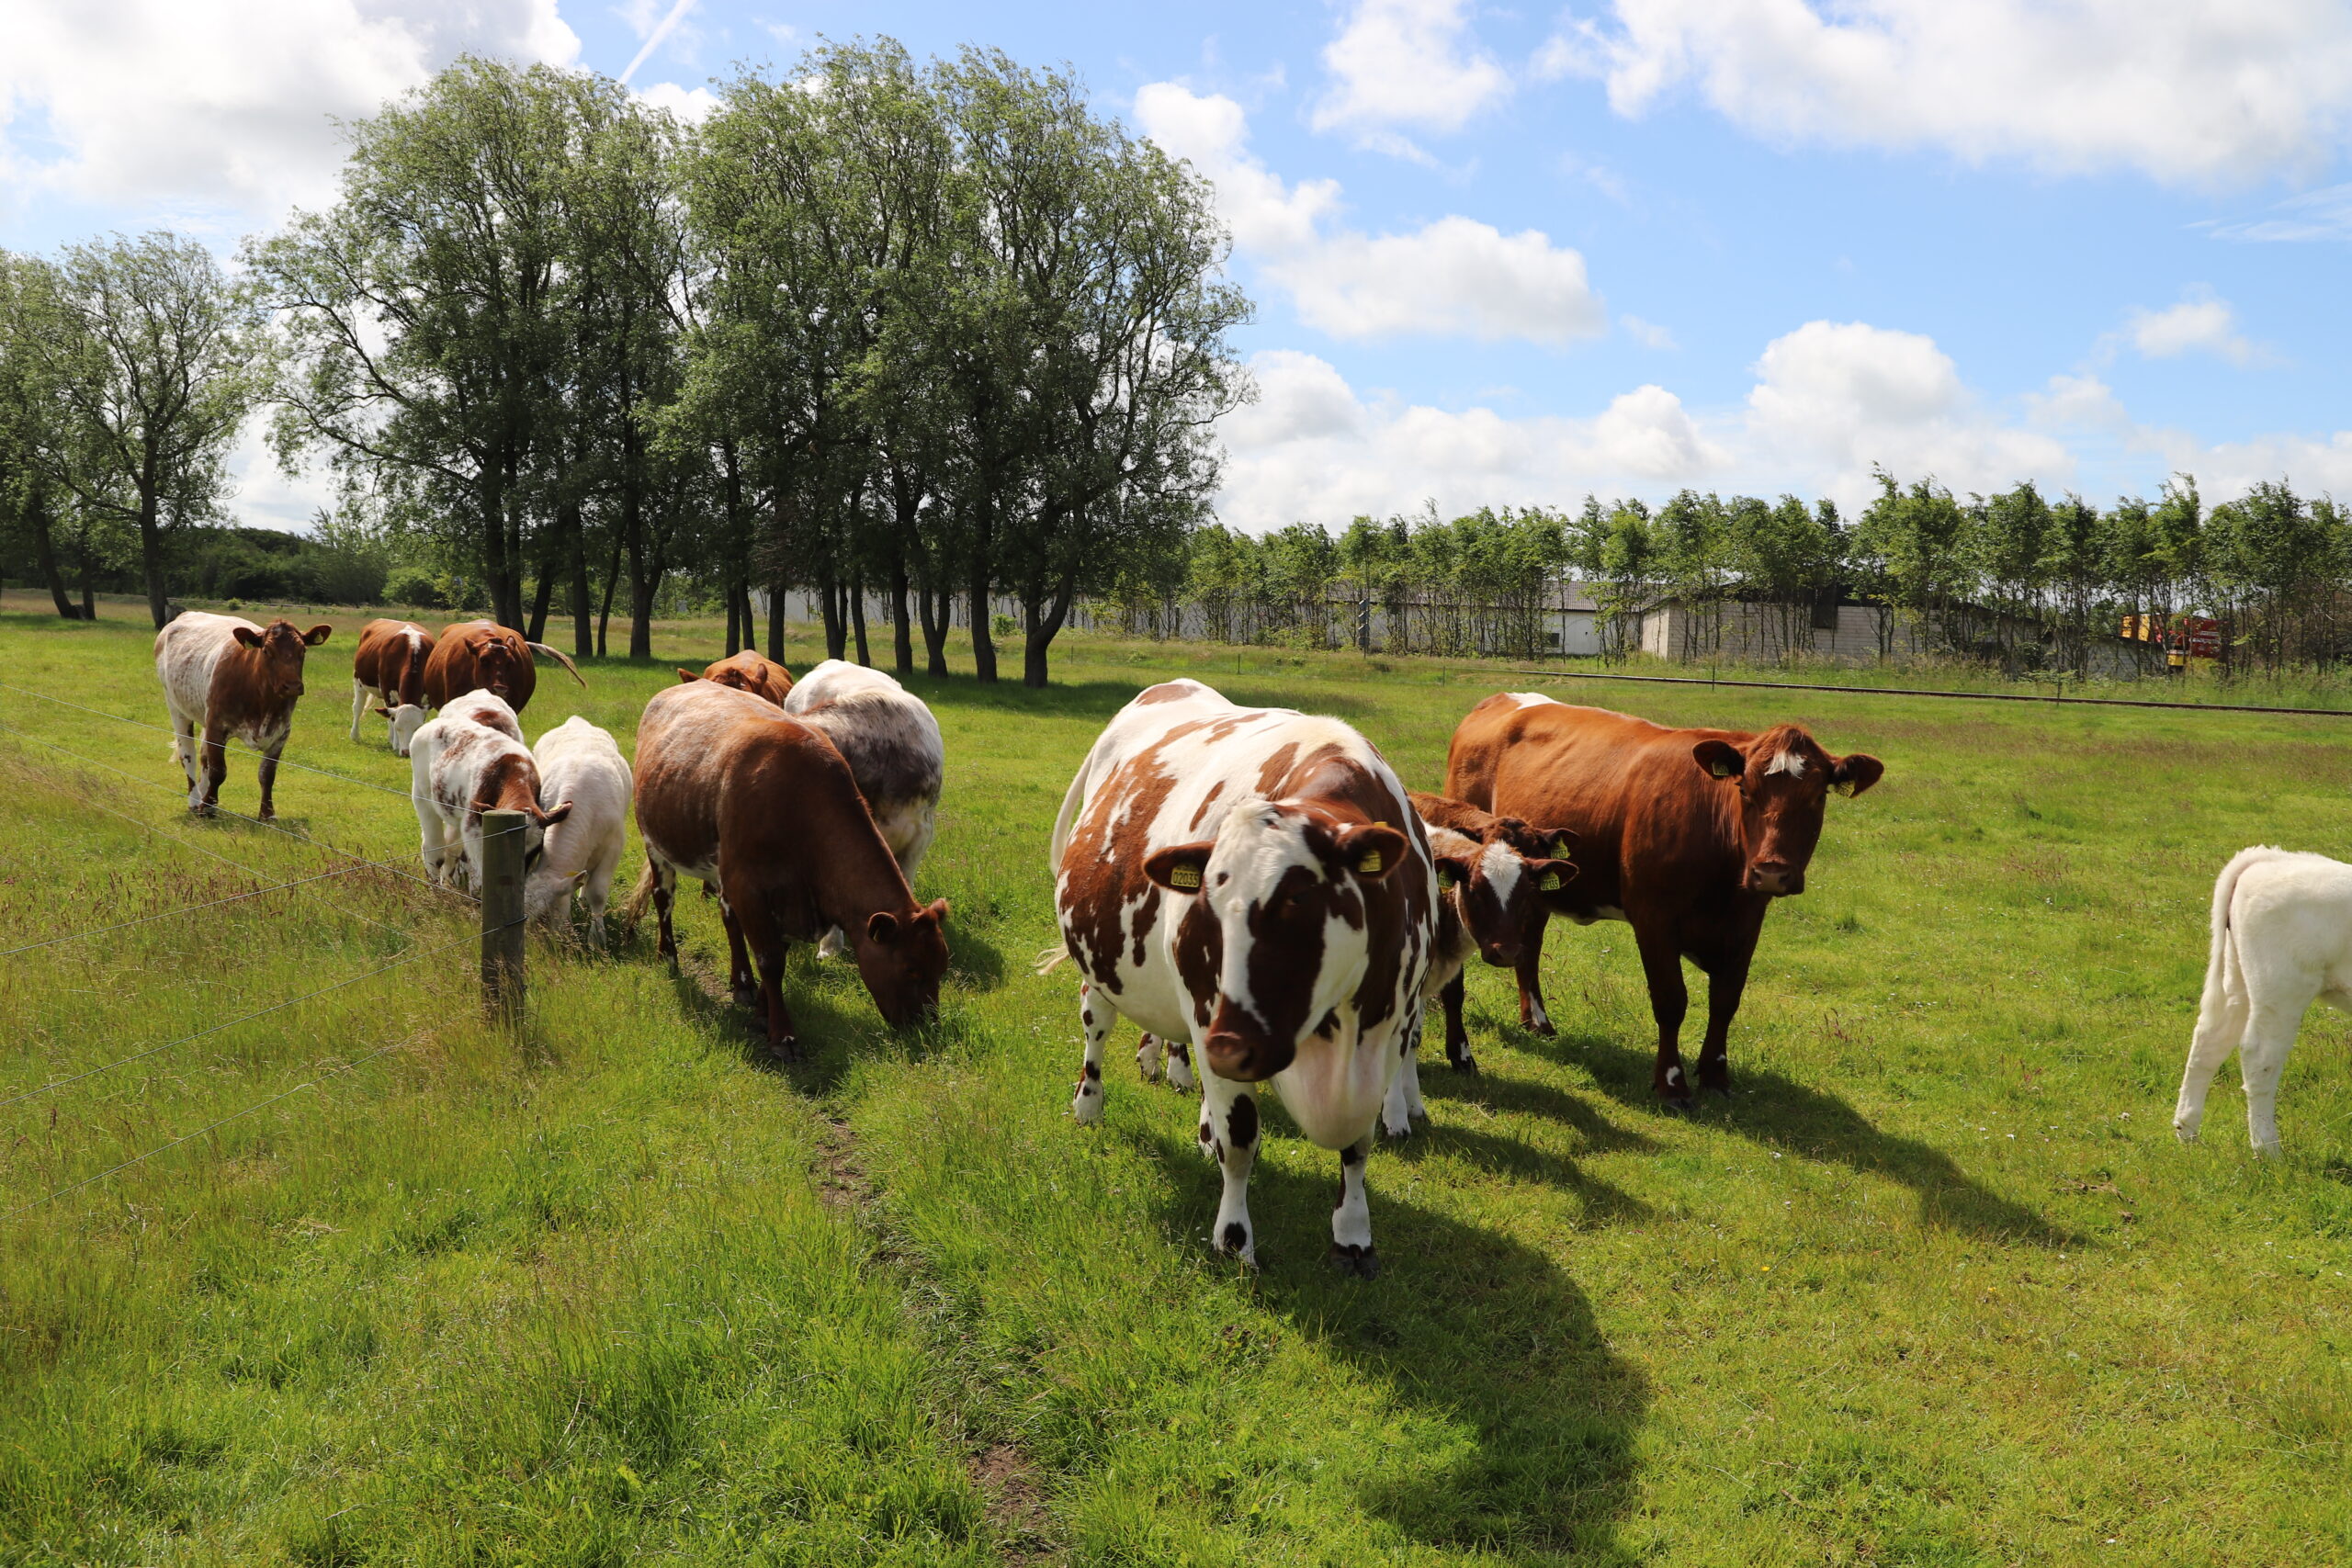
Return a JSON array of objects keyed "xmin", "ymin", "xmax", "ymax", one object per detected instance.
[
  {"xmin": 154, "ymin": 611, "xmax": 332, "ymax": 819},
  {"xmin": 408, "ymin": 707, "xmax": 572, "ymax": 893},
  {"xmin": 526, "ymin": 716, "xmax": 633, "ymax": 944},
  {"xmin": 782, "ymin": 660, "xmax": 944, "ymax": 955},
  {"xmin": 423, "ymin": 620, "xmax": 584, "ymax": 715},
  {"xmin": 1375, "ymin": 791, "xmax": 1576, "ymax": 1134},
  {"xmin": 678, "ymin": 649, "xmax": 795, "ymax": 706},
  {"xmin": 1445, "ymin": 693, "xmax": 1882, "ymax": 1108},
  {"xmin": 1044, "ymin": 678, "xmax": 1435, "ymax": 1276},
  {"xmin": 351, "ymin": 618, "xmax": 435, "ymax": 754},
  {"xmin": 440, "ymin": 688, "xmax": 524, "ymax": 742},
  {"xmin": 627, "ymin": 680, "xmax": 949, "ymax": 1058},
  {"xmin": 2175, "ymin": 846, "xmax": 2352, "ymax": 1156}
]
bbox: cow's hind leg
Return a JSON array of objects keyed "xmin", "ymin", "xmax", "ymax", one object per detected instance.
[
  {"xmin": 718, "ymin": 893, "xmax": 758, "ymax": 1007},
  {"xmin": 1382, "ymin": 1011, "xmax": 1426, "ymax": 1139},
  {"xmin": 1441, "ymin": 969, "xmax": 1478, "ymax": 1072},
  {"xmin": 1136, "ymin": 1031, "xmax": 1163, "ymax": 1083},
  {"xmin": 196, "ymin": 722, "xmax": 229, "ymax": 818},
  {"xmin": 349, "ymin": 679, "xmax": 369, "ymax": 742},
  {"xmin": 1071, "ymin": 984, "xmax": 1114, "ymax": 1125},
  {"xmin": 1330, "ymin": 1133, "xmax": 1379, "ymax": 1279},
  {"xmin": 2176, "ymin": 938, "xmax": 2248, "ymax": 1144},
  {"xmin": 1199, "ymin": 1070, "xmax": 1261, "ymax": 1266},
  {"xmin": 2239, "ymin": 997, "xmax": 2311, "ymax": 1156},
  {"xmin": 650, "ymin": 860, "xmax": 681, "ymax": 963},
  {"xmin": 256, "ymin": 733, "xmax": 287, "ymax": 821},
  {"xmin": 729, "ymin": 885, "xmax": 798, "ymax": 1062},
  {"xmin": 1163, "ymin": 1036, "xmax": 1196, "ymax": 1090}
]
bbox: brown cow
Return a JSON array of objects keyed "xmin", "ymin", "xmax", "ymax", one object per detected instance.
[
  {"xmin": 422, "ymin": 620, "xmax": 583, "ymax": 714},
  {"xmin": 155, "ymin": 611, "xmax": 332, "ymax": 819},
  {"xmin": 350, "ymin": 618, "xmax": 436, "ymax": 753},
  {"xmin": 675, "ymin": 649, "xmax": 795, "ymax": 706},
  {"xmin": 1404, "ymin": 789, "xmax": 1576, "ymax": 1077},
  {"xmin": 625, "ymin": 680, "xmax": 948, "ymax": 1059},
  {"xmin": 1444, "ymin": 692, "xmax": 1882, "ymax": 1107}
]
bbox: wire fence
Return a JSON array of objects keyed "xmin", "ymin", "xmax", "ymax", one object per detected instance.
[{"xmin": 0, "ymin": 681, "xmax": 541, "ymax": 1224}]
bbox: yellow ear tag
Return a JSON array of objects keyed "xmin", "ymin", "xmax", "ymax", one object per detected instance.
[
  {"xmin": 1539, "ymin": 870, "xmax": 1564, "ymax": 891},
  {"xmin": 1552, "ymin": 834, "xmax": 1572, "ymax": 858},
  {"xmin": 1170, "ymin": 863, "xmax": 1201, "ymax": 890},
  {"xmin": 1436, "ymin": 867, "xmax": 1458, "ymax": 890},
  {"xmin": 1711, "ymin": 761, "xmax": 1737, "ymax": 779},
  {"xmin": 1833, "ymin": 780, "xmax": 1855, "ymax": 797},
  {"xmin": 1356, "ymin": 851, "xmax": 1384, "ymax": 874}
]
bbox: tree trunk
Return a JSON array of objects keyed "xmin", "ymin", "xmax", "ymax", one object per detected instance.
[
  {"xmin": 851, "ymin": 570, "xmax": 872, "ymax": 667},
  {"xmin": 78, "ymin": 539, "xmax": 96, "ymax": 621},
  {"xmin": 818, "ymin": 573, "xmax": 845, "ymax": 661},
  {"xmin": 138, "ymin": 479, "xmax": 168, "ymax": 628},
  {"xmin": 1023, "ymin": 575, "xmax": 1076, "ymax": 689},
  {"xmin": 918, "ymin": 581, "xmax": 951, "ymax": 677},
  {"xmin": 889, "ymin": 556, "xmax": 913, "ymax": 676},
  {"xmin": 596, "ymin": 527, "xmax": 623, "ymax": 659},
  {"xmin": 569, "ymin": 508, "xmax": 593, "ymax": 660},
  {"xmin": 725, "ymin": 582, "xmax": 741, "ymax": 656},
  {"xmin": 967, "ymin": 554, "xmax": 997, "ymax": 683},
  {"xmin": 766, "ymin": 577, "xmax": 786, "ymax": 663},
  {"xmin": 525, "ymin": 539, "xmax": 556, "ymax": 644},
  {"xmin": 22, "ymin": 486, "xmax": 74, "ymax": 617}
]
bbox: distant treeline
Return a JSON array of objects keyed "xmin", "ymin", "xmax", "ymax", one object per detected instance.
[
  {"xmin": 1084, "ymin": 469, "xmax": 2350, "ymax": 676},
  {"xmin": 0, "ymin": 523, "xmax": 388, "ymax": 617}
]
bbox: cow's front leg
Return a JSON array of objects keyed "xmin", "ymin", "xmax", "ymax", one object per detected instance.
[
  {"xmin": 255, "ymin": 733, "xmax": 287, "ymax": 821},
  {"xmin": 1382, "ymin": 1012, "xmax": 1426, "ymax": 1138},
  {"xmin": 1071, "ymin": 983, "xmax": 1114, "ymax": 1124},
  {"xmin": 1633, "ymin": 916, "xmax": 1693, "ymax": 1107},
  {"xmin": 1693, "ymin": 916, "xmax": 1760, "ymax": 1098},
  {"xmin": 1514, "ymin": 907, "xmax": 1555, "ymax": 1034},
  {"xmin": 1440, "ymin": 969, "xmax": 1478, "ymax": 1072},
  {"xmin": 349, "ymin": 679, "xmax": 369, "ymax": 742},
  {"xmin": 1198, "ymin": 1070, "xmax": 1260, "ymax": 1265},
  {"xmin": 1330, "ymin": 1133, "xmax": 1379, "ymax": 1279},
  {"xmin": 729, "ymin": 888, "xmax": 798, "ymax": 1062},
  {"xmin": 169, "ymin": 711, "xmax": 198, "ymax": 793},
  {"xmin": 196, "ymin": 724, "xmax": 229, "ymax": 817},
  {"xmin": 1135, "ymin": 1031, "xmax": 1163, "ymax": 1083}
]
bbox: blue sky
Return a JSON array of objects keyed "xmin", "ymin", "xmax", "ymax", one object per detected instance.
[{"xmin": 7, "ymin": 0, "xmax": 2352, "ymax": 531}]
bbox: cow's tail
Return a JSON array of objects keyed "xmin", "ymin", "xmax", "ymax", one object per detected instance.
[
  {"xmin": 620, "ymin": 855, "xmax": 660, "ymax": 928},
  {"xmin": 1033, "ymin": 945, "xmax": 1071, "ymax": 977},
  {"xmin": 2205, "ymin": 847, "xmax": 2289, "ymax": 1004},
  {"xmin": 526, "ymin": 642, "xmax": 588, "ymax": 688},
  {"xmin": 2179, "ymin": 846, "xmax": 2290, "ymax": 1136}
]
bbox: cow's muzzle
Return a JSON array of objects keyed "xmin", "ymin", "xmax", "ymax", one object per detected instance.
[
  {"xmin": 1204, "ymin": 1019, "xmax": 1295, "ymax": 1083},
  {"xmin": 1479, "ymin": 938, "xmax": 1522, "ymax": 968},
  {"xmin": 1746, "ymin": 863, "xmax": 1804, "ymax": 897}
]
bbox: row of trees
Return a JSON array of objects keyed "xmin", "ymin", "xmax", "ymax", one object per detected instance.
[
  {"xmin": 1083, "ymin": 470, "xmax": 2352, "ymax": 677},
  {"xmin": 0, "ymin": 42, "xmax": 1248, "ymax": 687}
]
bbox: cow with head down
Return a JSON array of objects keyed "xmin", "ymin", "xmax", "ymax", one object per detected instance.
[
  {"xmin": 1043, "ymin": 678, "xmax": 1436, "ymax": 1278},
  {"xmin": 351, "ymin": 618, "xmax": 435, "ymax": 754},
  {"xmin": 407, "ymin": 695, "xmax": 572, "ymax": 894},
  {"xmin": 1444, "ymin": 693, "xmax": 1883, "ymax": 1108},
  {"xmin": 155, "ymin": 610, "xmax": 332, "ymax": 819}
]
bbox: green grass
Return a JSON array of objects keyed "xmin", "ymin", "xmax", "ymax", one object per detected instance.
[{"xmin": 3, "ymin": 607, "xmax": 2350, "ymax": 1565}]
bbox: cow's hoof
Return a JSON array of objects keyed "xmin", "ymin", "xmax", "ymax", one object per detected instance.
[
  {"xmin": 1167, "ymin": 1057, "xmax": 1197, "ymax": 1091},
  {"xmin": 1450, "ymin": 1053, "xmax": 1480, "ymax": 1075},
  {"xmin": 766, "ymin": 1035, "xmax": 802, "ymax": 1064},
  {"xmin": 730, "ymin": 982, "xmax": 758, "ymax": 1008},
  {"xmin": 2172, "ymin": 1121, "xmax": 2198, "ymax": 1145},
  {"xmin": 1381, "ymin": 1116, "xmax": 1412, "ymax": 1140},
  {"xmin": 1657, "ymin": 1096, "xmax": 1695, "ymax": 1116},
  {"xmin": 1329, "ymin": 1243, "xmax": 1382, "ymax": 1280},
  {"xmin": 1072, "ymin": 1087, "xmax": 1105, "ymax": 1126},
  {"xmin": 1522, "ymin": 1018, "xmax": 1555, "ymax": 1038}
]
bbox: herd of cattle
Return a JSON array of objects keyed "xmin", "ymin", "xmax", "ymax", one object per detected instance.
[{"xmin": 146, "ymin": 610, "xmax": 2339, "ymax": 1275}]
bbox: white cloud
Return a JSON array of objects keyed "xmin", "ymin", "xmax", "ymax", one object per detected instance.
[
  {"xmin": 1541, "ymin": 0, "xmax": 2352, "ymax": 186},
  {"xmin": 0, "ymin": 0, "xmax": 580, "ymax": 225},
  {"xmin": 1312, "ymin": 0, "xmax": 1511, "ymax": 144},
  {"xmin": 635, "ymin": 82, "xmax": 720, "ymax": 124},
  {"xmin": 2119, "ymin": 288, "xmax": 2260, "ymax": 365},
  {"xmin": 1622, "ymin": 314, "xmax": 1677, "ymax": 350},
  {"xmin": 2203, "ymin": 182, "xmax": 2352, "ymax": 242},
  {"xmin": 1136, "ymin": 83, "xmax": 1605, "ymax": 344}
]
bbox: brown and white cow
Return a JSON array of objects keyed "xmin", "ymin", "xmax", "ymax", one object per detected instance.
[
  {"xmin": 350, "ymin": 618, "xmax": 436, "ymax": 754},
  {"xmin": 1444, "ymin": 692, "xmax": 1883, "ymax": 1107},
  {"xmin": 155, "ymin": 610, "xmax": 332, "ymax": 819},
  {"xmin": 422, "ymin": 620, "xmax": 583, "ymax": 715},
  {"xmin": 1043, "ymin": 678, "xmax": 1436, "ymax": 1277},
  {"xmin": 1386, "ymin": 789, "xmax": 1575, "ymax": 1103},
  {"xmin": 407, "ymin": 701, "xmax": 572, "ymax": 892},
  {"xmin": 783, "ymin": 660, "xmax": 944, "ymax": 957},
  {"xmin": 627, "ymin": 680, "xmax": 949, "ymax": 1059},
  {"xmin": 676, "ymin": 649, "xmax": 795, "ymax": 707}
]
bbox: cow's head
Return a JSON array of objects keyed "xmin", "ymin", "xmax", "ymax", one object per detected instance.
[
  {"xmin": 1144, "ymin": 798, "xmax": 1412, "ymax": 1083},
  {"xmin": 855, "ymin": 897, "xmax": 952, "ymax": 1027},
  {"xmin": 1690, "ymin": 725, "xmax": 1883, "ymax": 897},
  {"xmin": 1431, "ymin": 832, "xmax": 1576, "ymax": 968},
  {"xmin": 469, "ymin": 793, "xmax": 573, "ymax": 885},
  {"xmin": 230, "ymin": 620, "xmax": 331, "ymax": 702},
  {"xmin": 471, "ymin": 636, "xmax": 527, "ymax": 703},
  {"xmin": 702, "ymin": 652, "xmax": 793, "ymax": 705},
  {"xmin": 370, "ymin": 701, "xmax": 429, "ymax": 755}
]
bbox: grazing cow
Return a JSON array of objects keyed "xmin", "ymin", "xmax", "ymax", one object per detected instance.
[
  {"xmin": 154, "ymin": 611, "xmax": 332, "ymax": 820},
  {"xmin": 526, "ymin": 716, "xmax": 633, "ymax": 944},
  {"xmin": 350, "ymin": 618, "xmax": 436, "ymax": 754},
  {"xmin": 677, "ymin": 649, "xmax": 795, "ymax": 706},
  {"xmin": 2174, "ymin": 846, "xmax": 2352, "ymax": 1156},
  {"xmin": 1445, "ymin": 693, "xmax": 1883, "ymax": 1108},
  {"xmin": 782, "ymin": 660, "xmax": 944, "ymax": 955},
  {"xmin": 408, "ymin": 705, "xmax": 572, "ymax": 893},
  {"xmin": 422, "ymin": 620, "xmax": 584, "ymax": 715},
  {"xmin": 1043, "ymin": 678, "xmax": 1435, "ymax": 1276},
  {"xmin": 627, "ymin": 680, "xmax": 949, "ymax": 1058},
  {"xmin": 1386, "ymin": 790, "xmax": 1575, "ymax": 1100}
]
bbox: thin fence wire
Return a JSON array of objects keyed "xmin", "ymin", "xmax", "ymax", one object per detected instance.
[
  {"xmin": 0, "ymin": 680, "xmax": 422, "ymax": 800},
  {"xmin": 0, "ymin": 920, "xmax": 488, "ymax": 1111},
  {"xmin": 0, "ymin": 862, "xmax": 392, "ymax": 957}
]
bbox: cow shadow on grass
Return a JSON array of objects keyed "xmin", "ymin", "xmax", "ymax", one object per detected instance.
[
  {"xmin": 1535, "ymin": 1025, "xmax": 2086, "ymax": 1248},
  {"xmin": 1135, "ymin": 1122, "xmax": 1652, "ymax": 1562},
  {"xmin": 651, "ymin": 941, "xmax": 959, "ymax": 1097}
]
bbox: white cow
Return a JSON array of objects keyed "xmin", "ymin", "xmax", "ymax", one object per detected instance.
[
  {"xmin": 1042, "ymin": 679, "xmax": 1437, "ymax": 1276},
  {"xmin": 527, "ymin": 716, "xmax": 632, "ymax": 943},
  {"xmin": 409, "ymin": 701, "xmax": 571, "ymax": 894},
  {"xmin": 2176, "ymin": 846, "xmax": 2352, "ymax": 1156},
  {"xmin": 783, "ymin": 660, "xmax": 944, "ymax": 955}
]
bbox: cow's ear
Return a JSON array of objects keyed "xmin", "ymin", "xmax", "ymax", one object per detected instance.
[
  {"xmin": 303, "ymin": 624, "xmax": 333, "ymax": 646},
  {"xmin": 370, "ymin": 703, "xmax": 391, "ymax": 717},
  {"xmin": 866, "ymin": 910, "xmax": 901, "ymax": 944},
  {"xmin": 676, "ymin": 669, "xmax": 700, "ymax": 683},
  {"xmin": 1432, "ymin": 853, "xmax": 1473, "ymax": 893},
  {"xmin": 925, "ymin": 897, "xmax": 950, "ymax": 925},
  {"xmin": 1692, "ymin": 739, "xmax": 1746, "ymax": 783},
  {"xmin": 1333, "ymin": 822, "xmax": 1408, "ymax": 880},
  {"xmin": 539, "ymin": 799, "xmax": 573, "ymax": 827},
  {"xmin": 1831, "ymin": 753, "xmax": 1884, "ymax": 798},
  {"xmin": 1144, "ymin": 841, "xmax": 1215, "ymax": 894},
  {"xmin": 232, "ymin": 626, "xmax": 264, "ymax": 649},
  {"xmin": 1524, "ymin": 856, "xmax": 1577, "ymax": 894}
]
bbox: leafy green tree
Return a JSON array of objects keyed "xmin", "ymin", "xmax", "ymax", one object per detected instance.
[{"xmin": 0, "ymin": 254, "xmax": 86, "ymax": 618}]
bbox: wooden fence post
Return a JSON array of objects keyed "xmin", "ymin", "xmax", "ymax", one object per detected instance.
[{"xmin": 480, "ymin": 808, "xmax": 526, "ymax": 1028}]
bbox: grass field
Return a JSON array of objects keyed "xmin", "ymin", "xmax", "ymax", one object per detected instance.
[{"xmin": 3, "ymin": 602, "xmax": 2349, "ymax": 1566}]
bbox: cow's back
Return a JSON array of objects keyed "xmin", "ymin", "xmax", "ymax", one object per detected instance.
[
  {"xmin": 533, "ymin": 717, "xmax": 631, "ymax": 868},
  {"xmin": 156, "ymin": 612, "xmax": 254, "ymax": 720},
  {"xmin": 636, "ymin": 682, "xmax": 810, "ymax": 876},
  {"xmin": 357, "ymin": 619, "xmax": 433, "ymax": 704},
  {"xmin": 784, "ymin": 661, "xmax": 944, "ymax": 812}
]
